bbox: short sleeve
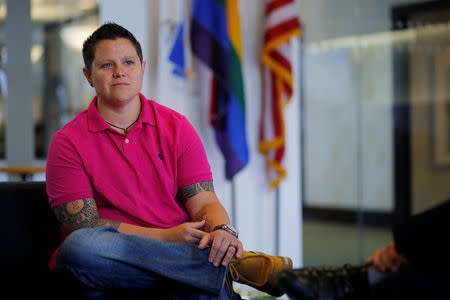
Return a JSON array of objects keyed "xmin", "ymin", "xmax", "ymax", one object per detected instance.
[
  {"xmin": 176, "ymin": 118, "xmax": 213, "ymax": 187},
  {"xmin": 46, "ymin": 131, "xmax": 93, "ymax": 208}
]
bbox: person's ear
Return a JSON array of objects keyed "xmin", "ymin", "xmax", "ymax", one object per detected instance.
[
  {"xmin": 141, "ymin": 60, "xmax": 146, "ymax": 73},
  {"xmin": 83, "ymin": 67, "xmax": 94, "ymax": 87}
]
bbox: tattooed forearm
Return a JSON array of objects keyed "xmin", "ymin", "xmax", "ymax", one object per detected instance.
[
  {"xmin": 180, "ymin": 181, "xmax": 215, "ymax": 203},
  {"xmin": 53, "ymin": 198, "xmax": 120, "ymax": 232},
  {"xmin": 97, "ymin": 219, "xmax": 120, "ymax": 229},
  {"xmin": 180, "ymin": 181, "xmax": 216, "ymax": 231},
  {"xmin": 193, "ymin": 209, "xmax": 212, "ymax": 232}
]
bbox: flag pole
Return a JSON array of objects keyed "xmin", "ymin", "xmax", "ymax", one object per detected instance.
[
  {"xmin": 231, "ymin": 179, "xmax": 236, "ymax": 226},
  {"xmin": 275, "ymin": 187, "xmax": 280, "ymax": 256}
]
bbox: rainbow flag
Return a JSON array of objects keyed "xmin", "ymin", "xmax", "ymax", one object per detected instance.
[{"xmin": 190, "ymin": 0, "xmax": 249, "ymax": 179}]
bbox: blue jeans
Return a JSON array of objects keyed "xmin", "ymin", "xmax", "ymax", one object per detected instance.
[{"xmin": 55, "ymin": 226, "xmax": 240, "ymax": 300}]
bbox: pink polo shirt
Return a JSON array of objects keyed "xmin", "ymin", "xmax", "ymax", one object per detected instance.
[{"xmin": 46, "ymin": 94, "xmax": 213, "ymax": 268}]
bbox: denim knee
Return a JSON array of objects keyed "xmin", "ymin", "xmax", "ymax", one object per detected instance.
[
  {"xmin": 56, "ymin": 226, "xmax": 119, "ymax": 270},
  {"xmin": 55, "ymin": 226, "xmax": 227, "ymax": 293}
]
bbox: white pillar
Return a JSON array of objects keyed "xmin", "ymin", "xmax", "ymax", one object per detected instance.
[{"xmin": 5, "ymin": 0, "xmax": 34, "ymax": 165}]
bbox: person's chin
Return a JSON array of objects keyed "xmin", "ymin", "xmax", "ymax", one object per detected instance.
[{"xmin": 113, "ymin": 91, "xmax": 139, "ymax": 103}]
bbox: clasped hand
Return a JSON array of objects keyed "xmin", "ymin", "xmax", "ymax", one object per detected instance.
[
  {"xmin": 166, "ymin": 220, "xmax": 243, "ymax": 267},
  {"xmin": 366, "ymin": 241, "xmax": 403, "ymax": 272}
]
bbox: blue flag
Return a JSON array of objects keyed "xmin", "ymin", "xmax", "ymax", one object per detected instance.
[{"xmin": 169, "ymin": 23, "xmax": 186, "ymax": 78}]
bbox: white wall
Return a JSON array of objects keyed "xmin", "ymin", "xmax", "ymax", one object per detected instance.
[{"xmin": 99, "ymin": 0, "xmax": 303, "ymax": 270}]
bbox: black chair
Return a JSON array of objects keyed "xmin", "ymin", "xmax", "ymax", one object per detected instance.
[{"xmin": 0, "ymin": 181, "xmax": 61, "ymax": 299}]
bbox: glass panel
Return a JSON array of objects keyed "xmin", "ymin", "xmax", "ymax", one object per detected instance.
[
  {"xmin": 300, "ymin": 0, "xmax": 402, "ymax": 266},
  {"xmin": 300, "ymin": 0, "xmax": 450, "ymax": 267},
  {"xmin": 31, "ymin": 0, "xmax": 99, "ymax": 159},
  {"xmin": 404, "ymin": 9, "xmax": 450, "ymax": 215}
]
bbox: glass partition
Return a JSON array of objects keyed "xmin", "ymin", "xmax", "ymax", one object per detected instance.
[
  {"xmin": 31, "ymin": 0, "xmax": 99, "ymax": 158},
  {"xmin": 299, "ymin": 0, "xmax": 450, "ymax": 266},
  {"xmin": 0, "ymin": 0, "xmax": 98, "ymax": 162},
  {"xmin": 0, "ymin": 0, "xmax": 98, "ymax": 181}
]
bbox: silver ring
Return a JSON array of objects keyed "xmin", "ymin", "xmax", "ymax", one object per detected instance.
[{"xmin": 228, "ymin": 244, "xmax": 238, "ymax": 251}]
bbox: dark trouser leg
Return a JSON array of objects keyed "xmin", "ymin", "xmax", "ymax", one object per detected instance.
[{"xmin": 371, "ymin": 268, "xmax": 450, "ymax": 300}]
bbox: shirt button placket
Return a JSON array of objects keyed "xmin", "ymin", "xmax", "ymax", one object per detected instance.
[{"xmin": 123, "ymin": 137, "xmax": 130, "ymax": 153}]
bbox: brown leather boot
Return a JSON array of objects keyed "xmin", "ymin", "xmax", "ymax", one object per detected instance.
[{"xmin": 228, "ymin": 251, "xmax": 293, "ymax": 296}]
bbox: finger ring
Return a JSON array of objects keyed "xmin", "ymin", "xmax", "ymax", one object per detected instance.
[{"xmin": 228, "ymin": 244, "xmax": 238, "ymax": 250}]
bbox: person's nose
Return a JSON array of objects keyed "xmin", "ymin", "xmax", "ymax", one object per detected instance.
[{"xmin": 113, "ymin": 65, "xmax": 125, "ymax": 78}]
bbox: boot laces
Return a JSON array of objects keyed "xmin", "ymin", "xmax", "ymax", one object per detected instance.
[{"xmin": 228, "ymin": 262, "xmax": 241, "ymax": 282}]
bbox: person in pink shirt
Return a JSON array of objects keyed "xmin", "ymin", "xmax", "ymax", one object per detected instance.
[{"xmin": 46, "ymin": 23, "xmax": 292, "ymax": 299}]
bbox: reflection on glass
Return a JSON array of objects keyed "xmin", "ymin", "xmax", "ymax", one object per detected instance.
[{"xmin": 31, "ymin": 1, "xmax": 99, "ymax": 158}]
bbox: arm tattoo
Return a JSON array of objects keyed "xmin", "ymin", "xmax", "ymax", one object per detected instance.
[
  {"xmin": 180, "ymin": 181, "xmax": 215, "ymax": 203},
  {"xmin": 180, "ymin": 181, "xmax": 215, "ymax": 231},
  {"xmin": 54, "ymin": 198, "xmax": 120, "ymax": 232}
]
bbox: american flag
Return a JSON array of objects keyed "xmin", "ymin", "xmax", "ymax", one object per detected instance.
[{"xmin": 259, "ymin": 0, "xmax": 301, "ymax": 189}]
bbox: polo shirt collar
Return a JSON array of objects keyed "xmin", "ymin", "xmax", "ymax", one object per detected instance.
[
  {"xmin": 138, "ymin": 93, "xmax": 156, "ymax": 126},
  {"xmin": 87, "ymin": 93, "xmax": 156, "ymax": 133}
]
